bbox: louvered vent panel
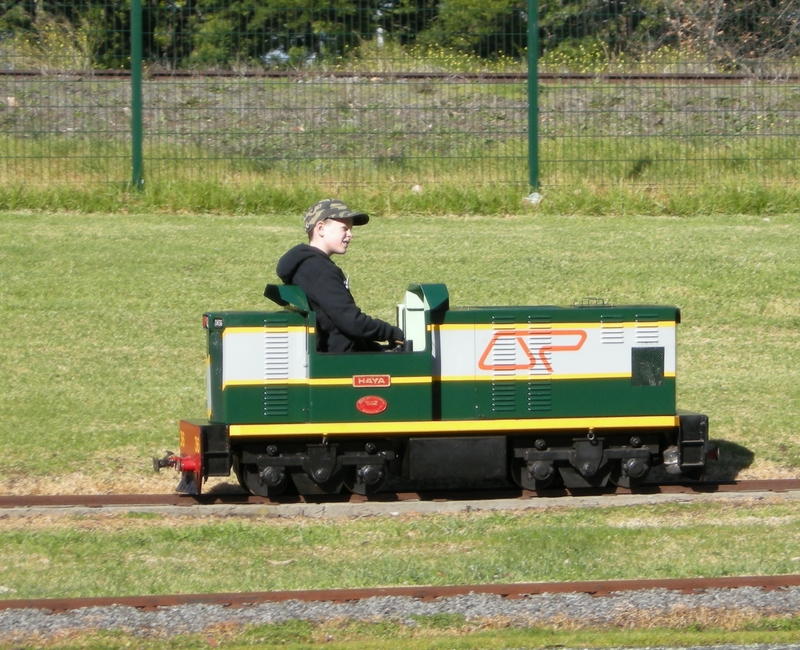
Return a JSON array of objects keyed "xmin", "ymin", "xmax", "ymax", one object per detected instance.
[
  {"xmin": 264, "ymin": 317, "xmax": 290, "ymax": 417},
  {"xmin": 528, "ymin": 381, "xmax": 552, "ymax": 412},
  {"xmin": 491, "ymin": 381, "xmax": 516, "ymax": 412},
  {"xmin": 527, "ymin": 314, "xmax": 552, "ymax": 411},
  {"xmin": 491, "ymin": 314, "xmax": 516, "ymax": 411},
  {"xmin": 601, "ymin": 313, "xmax": 624, "ymax": 345},
  {"xmin": 635, "ymin": 312, "xmax": 659, "ymax": 345}
]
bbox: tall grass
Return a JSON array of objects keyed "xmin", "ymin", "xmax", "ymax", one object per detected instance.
[
  {"xmin": 2, "ymin": 169, "xmax": 800, "ymax": 216},
  {"xmin": 1, "ymin": 12, "xmax": 96, "ymax": 72},
  {"xmin": 0, "ymin": 179, "xmax": 791, "ymax": 216}
]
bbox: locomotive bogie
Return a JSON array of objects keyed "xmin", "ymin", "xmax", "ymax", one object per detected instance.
[
  {"xmin": 509, "ymin": 430, "xmax": 662, "ymax": 490},
  {"xmin": 164, "ymin": 284, "xmax": 716, "ymax": 496},
  {"xmin": 231, "ymin": 437, "xmax": 399, "ymax": 497}
]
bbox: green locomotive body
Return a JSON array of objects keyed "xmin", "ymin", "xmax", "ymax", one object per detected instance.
[{"xmin": 166, "ymin": 284, "xmax": 714, "ymax": 496}]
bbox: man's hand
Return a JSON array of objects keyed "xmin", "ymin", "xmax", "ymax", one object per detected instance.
[{"xmin": 388, "ymin": 326, "xmax": 405, "ymax": 349}]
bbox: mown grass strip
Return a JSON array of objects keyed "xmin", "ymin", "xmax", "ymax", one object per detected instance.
[{"xmin": 1, "ymin": 501, "xmax": 799, "ymax": 599}]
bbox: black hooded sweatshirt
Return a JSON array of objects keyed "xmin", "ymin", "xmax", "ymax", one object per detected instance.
[{"xmin": 275, "ymin": 244, "xmax": 404, "ymax": 353}]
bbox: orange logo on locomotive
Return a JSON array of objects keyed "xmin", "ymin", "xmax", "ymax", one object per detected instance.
[{"xmin": 478, "ymin": 329, "xmax": 588, "ymax": 372}]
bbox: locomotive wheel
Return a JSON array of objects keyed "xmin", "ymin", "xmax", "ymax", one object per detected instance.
[
  {"xmin": 289, "ymin": 471, "xmax": 344, "ymax": 495},
  {"xmin": 609, "ymin": 468, "xmax": 645, "ymax": 489},
  {"xmin": 610, "ymin": 460, "xmax": 648, "ymax": 488},
  {"xmin": 232, "ymin": 457, "xmax": 249, "ymax": 493},
  {"xmin": 241, "ymin": 463, "xmax": 290, "ymax": 498},
  {"xmin": 510, "ymin": 457, "xmax": 561, "ymax": 491},
  {"xmin": 343, "ymin": 466, "xmax": 387, "ymax": 496}
]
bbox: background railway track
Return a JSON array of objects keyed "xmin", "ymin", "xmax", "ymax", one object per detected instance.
[{"xmin": 1, "ymin": 479, "xmax": 799, "ymax": 509}]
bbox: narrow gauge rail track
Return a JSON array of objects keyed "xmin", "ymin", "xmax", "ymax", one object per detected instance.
[
  {"xmin": 1, "ymin": 479, "xmax": 799, "ymax": 509},
  {"xmin": 1, "ymin": 575, "xmax": 799, "ymax": 613}
]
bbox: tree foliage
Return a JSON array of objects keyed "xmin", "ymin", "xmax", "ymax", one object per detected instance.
[{"xmin": 1, "ymin": 0, "xmax": 798, "ymax": 70}]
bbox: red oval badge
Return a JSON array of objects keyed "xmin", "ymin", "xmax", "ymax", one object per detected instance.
[{"xmin": 356, "ymin": 395, "xmax": 387, "ymax": 415}]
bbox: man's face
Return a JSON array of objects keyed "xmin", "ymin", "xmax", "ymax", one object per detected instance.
[{"xmin": 315, "ymin": 217, "xmax": 354, "ymax": 256}]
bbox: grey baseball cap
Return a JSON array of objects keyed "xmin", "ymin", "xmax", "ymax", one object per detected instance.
[{"xmin": 304, "ymin": 199, "xmax": 369, "ymax": 232}]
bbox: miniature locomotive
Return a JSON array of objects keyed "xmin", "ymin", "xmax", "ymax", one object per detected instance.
[{"xmin": 156, "ymin": 284, "xmax": 716, "ymax": 496}]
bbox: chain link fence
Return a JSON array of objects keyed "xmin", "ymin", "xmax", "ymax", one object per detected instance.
[{"xmin": 1, "ymin": 1, "xmax": 799, "ymax": 190}]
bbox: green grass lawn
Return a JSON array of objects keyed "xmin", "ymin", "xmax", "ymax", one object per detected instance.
[
  {"xmin": 3, "ymin": 501, "xmax": 800, "ymax": 598},
  {"xmin": 1, "ymin": 210, "xmax": 799, "ymax": 492}
]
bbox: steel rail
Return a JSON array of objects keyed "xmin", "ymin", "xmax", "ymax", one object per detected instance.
[
  {"xmin": 1, "ymin": 479, "xmax": 799, "ymax": 509},
  {"xmin": 1, "ymin": 575, "xmax": 799, "ymax": 613},
  {"xmin": 2, "ymin": 69, "xmax": 799, "ymax": 83}
]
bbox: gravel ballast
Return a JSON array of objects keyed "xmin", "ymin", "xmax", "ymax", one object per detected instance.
[{"xmin": 1, "ymin": 586, "xmax": 799, "ymax": 641}]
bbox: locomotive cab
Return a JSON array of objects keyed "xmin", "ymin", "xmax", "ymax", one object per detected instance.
[{"xmin": 162, "ymin": 284, "xmax": 715, "ymax": 496}]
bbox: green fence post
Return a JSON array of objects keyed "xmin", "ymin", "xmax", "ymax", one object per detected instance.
[
  {"xmin": 527, "ymin": 0, "xmax": 539, "ymax": 190},
  {"xmin": 130, "ymin": 0, "xmax": 144, "ymax": 189}
]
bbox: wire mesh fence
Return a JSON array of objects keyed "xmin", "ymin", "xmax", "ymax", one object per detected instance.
[
  {"xmin": 538, "ymin": 0, "xmax": 800, "ymax": 188},
  {"xmin": 139, "ymin": 70, "xmax": 529, "ymax": 189},
  {"xmin": 1, "ymin": 1, "xmax": 799, "ymax": 191},
  {"xmin": 0, "ymin": 1, "xmax": 133, "ymax": 185},
  {"xmin": 0, "ymin": 0, "xmax": 531, "ymax": 188}
]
